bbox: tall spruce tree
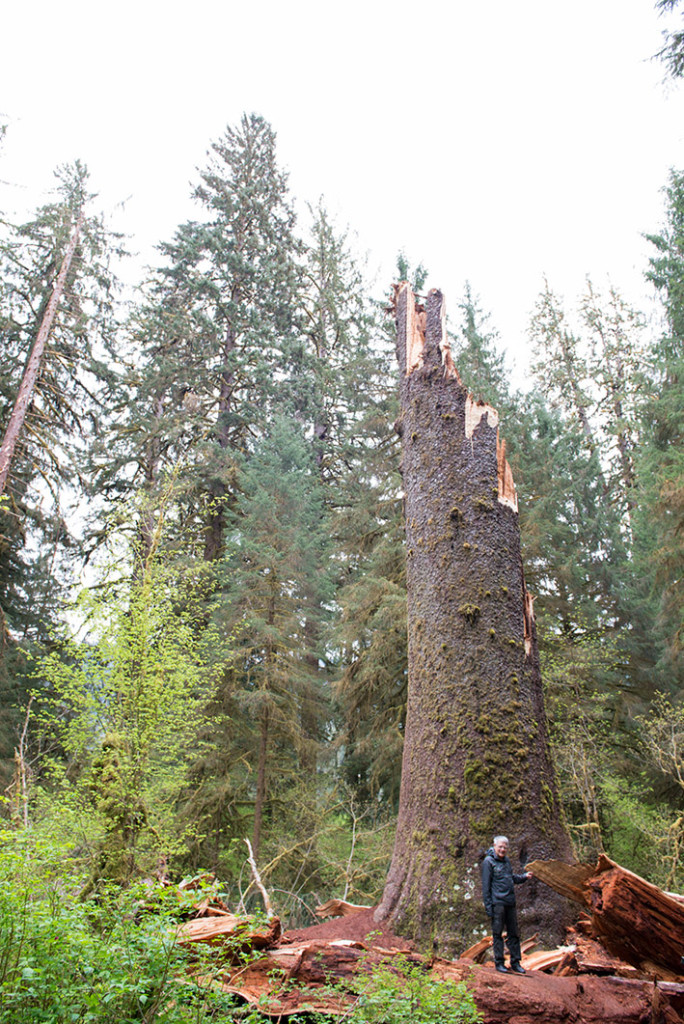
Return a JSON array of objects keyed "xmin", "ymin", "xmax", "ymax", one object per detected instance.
[
  {"xmin": 97, "ymin": 114, "xmax": 301, "ymax": 566},
  {"xmin": 528, "ymin": 281, "xmax": 645, "ymax": 645},
  {"xmin": 451, "ymin": 283, "xmax": 509, "ymax": 410},
  {"xmin": 0, "ymin": 163, "xmax": 120, "ymax": 786},
  {"xmin": 639, "ymin": 169, "xmax": 684, "ymax": 688},
  {"xmin": 184, "ymin": 416, "xmax": 334, "ymax": 867}
]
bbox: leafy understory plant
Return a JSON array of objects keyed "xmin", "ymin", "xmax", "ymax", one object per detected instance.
[
  {"xmin": 33, "ymin": 481, "xmax": 229, "ymax": 885},
  {"xmin": 344, "ymin": 955, "xmax": 482, "ymax": 1024},
  {"xmin": 0, "ymin": 832, "xmax": 242, "ymax": 1023}
]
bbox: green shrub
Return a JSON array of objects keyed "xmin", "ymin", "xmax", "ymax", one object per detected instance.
[
  {"xmin": 0, "ymin": 830, "xmax": 236, "ymax": 1023},
  {"xmin": 346, "ymin": 955, "xmax": 482, "ymax": 1024}
]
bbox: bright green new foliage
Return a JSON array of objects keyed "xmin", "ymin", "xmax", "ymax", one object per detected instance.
[
  {"xmin": 346, "ymin": 956, "xmax": 481, "ymax": 1024},
  {"xmin": 0, "ymin": 831, "xmax": 242, "ymax": 1023},
  {"xmin": 35, "ymin": 488, "xmax": 224, "ymax": 885}
]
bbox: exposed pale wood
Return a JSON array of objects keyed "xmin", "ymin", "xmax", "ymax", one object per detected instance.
[
  {"xmin": 461, "ymin": 935, "xmax": 492, "ymax": 961},
  {"xmin": 244, "ymin": 837, "xmax": 274, "ymax": 919},
  {"xmin": 496, "ymin": 434, "xmax": 519, "ymax": 511},
  {"xmin": 522, "ymin": 948, "xmax": 570, "ymax": 971},
  {"xmin": 177, "ymin": 914, "xmax": 242, "ymax": 942},
  {"xmin": 526, "ymin": 858, "xmax": 596, "ymax": 901},
  {"xmin": 176, "ymin": 913, "xmax": 281, "ymax": 949},
  {"xmin": 464, "ymin": 394, "xmax": 499, "ymax": 437},
  {"xmin": 315, "ymin": 898, "xmax": 372, "ymax": 919}
]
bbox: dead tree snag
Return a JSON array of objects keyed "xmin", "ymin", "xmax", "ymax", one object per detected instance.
[
  {"xmin": 0, "ymin": 210, "xmax": 84, "ymax": 498},
  {"xmin": 374, "ymin": 284, "xmax": 571, "ymax": 955}
]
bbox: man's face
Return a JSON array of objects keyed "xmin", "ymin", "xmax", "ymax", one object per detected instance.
[{"xmin": 493, "ymin": 839, "xmax": 509, "ymax": 858}]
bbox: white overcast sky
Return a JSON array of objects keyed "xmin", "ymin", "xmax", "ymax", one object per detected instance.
[{"xmin": 2, "ymin": 0, "xmax": 683, "ymax": 374}]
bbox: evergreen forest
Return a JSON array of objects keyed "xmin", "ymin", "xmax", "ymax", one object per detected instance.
[{"xmin": 0, "ymin": 17, "xmax": 683, "ymax": 1018}]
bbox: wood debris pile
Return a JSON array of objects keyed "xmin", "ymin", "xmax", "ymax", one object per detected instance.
[{"xmin": 170, "ymin": 858, "xmax": 684, "ymax": 1023}]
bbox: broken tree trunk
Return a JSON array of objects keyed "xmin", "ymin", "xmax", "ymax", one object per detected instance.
[
  {"xmin": 177, "ymin": 913, "xmax": 281, "ymax": 951},
  {"xmin": 528, "ymin": 855, "xmax": 684, "ymax": 978},
  {"xmin": 374, "ymin": 284, "xmax": 571, "ymax": 955},
  {"xmin": 210, "ymin": 938, "xmax": 684, "ymax": 1023},
  {"xmin": 0, "ymin": 210, "xmax": 84, "ymax": 498}
]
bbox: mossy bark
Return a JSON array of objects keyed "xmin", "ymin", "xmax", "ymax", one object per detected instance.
[{"xmin": 374, "ymin": 284, "xmax": 571, "ymax": 956}]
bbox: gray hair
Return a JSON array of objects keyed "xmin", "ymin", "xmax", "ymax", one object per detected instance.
[{"xmin": 493, "ymin": 835, "xmax": 509, "ymax": 845}]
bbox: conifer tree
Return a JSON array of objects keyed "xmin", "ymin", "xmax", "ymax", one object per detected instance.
[
  {"xmin": 0, "ymin": 163, "xmax": 120, "ymax": 785},
  {"xmin": 451, "ymin": 283, "xmax": 509, "ymax": 410},
  {"xmin": 527, "ymin": 281, "xmax": 644, "ymax": 646},
  {"xmin": 298, "ymin": 232, "xmax": 406, "ymax": 807},
  {"xmin": 375, "ymin": 285, "xmax": 570, "ymax": 954},
  {"xmin": 638, "ymin": 169, "xmax": 684, "ymax": 687},
  {"xmin": 187, "ymin": 417, "xmax": 334, "ymax": 863},
  {"xmin": 95, "ymin": 114, "xmax": 302, "ymax": 569}
]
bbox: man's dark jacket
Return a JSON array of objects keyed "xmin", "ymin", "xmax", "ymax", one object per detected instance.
[{"xmin": 481, "ymin": 846, "xmax": 528, "ymax": 916}]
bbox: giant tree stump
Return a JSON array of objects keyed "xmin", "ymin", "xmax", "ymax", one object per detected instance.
[{"xmin": 374, "ymin": 285, "xmax": 571, "ymax": 954}]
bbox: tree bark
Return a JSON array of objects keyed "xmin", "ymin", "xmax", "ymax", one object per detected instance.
[
  {"xmin": 203, "ymin": 308, "xmax": 238, "ymax": 563},
  {"xmin": 252, "ymin": 706, "xmax": 269, "ymax": 861},
  {"xmin": 374, "ymin": 284, "xmax": 571, "ymax": 955},
  {"xmin": 0, "ymin": 211, "xmax": 84, "ymax": 498}
]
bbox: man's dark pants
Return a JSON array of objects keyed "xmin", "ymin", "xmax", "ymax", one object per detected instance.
[{"xmin": 491, "ymin": 903, "xmax": 522, "ymax": 967}]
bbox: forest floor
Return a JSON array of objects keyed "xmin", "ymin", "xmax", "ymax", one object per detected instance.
[
  {"xmin": 209, "ymin": 904, "xmax": 684, "ymax": 1023},
  {"xmin": 283, "ymin": 907, "xmax": 411, "ymax": 949},
  {"xmin": 179, "ymin": 860, "xmax": 684, "ymax": 1023}
]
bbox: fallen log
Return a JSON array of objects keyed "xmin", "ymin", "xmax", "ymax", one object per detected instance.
[
  {"xmin": 463, "ymin": 968, "xmax": 684, "ymax": 1024},
  {"xmin": 210, "ymin": 942, "xmax": 684, "ymax": 1022},
  {"xmin": 527, "ymin": 855, "xmax": 684, "ymax": 978},
  {"xmin": 176, "ymin": 913, "xmax": 281, "ymax": 951},
  {"xmin": 315, "ymin": 898, "xmax": 372, "ymax": 919},
  {"xmin": 211, "ymin": 941, "xmax": 422, "ymax": 1018}
]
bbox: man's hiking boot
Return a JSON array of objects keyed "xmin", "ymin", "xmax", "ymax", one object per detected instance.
[
  {"xmin": 495, "ymin": 964, "xmax": 509, "ymax": 973},
  {"xmin": 510, "ymin": 964, "xmax": 526, "ymax": 974}
]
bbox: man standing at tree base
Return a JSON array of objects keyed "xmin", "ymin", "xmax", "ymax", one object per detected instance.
[{"xmin": 482, "ymin": 835, "xmax": 532, "ymax": 974}]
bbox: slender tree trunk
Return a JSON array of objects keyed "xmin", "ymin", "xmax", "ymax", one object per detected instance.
[
  {"xmin": 11, "ymin": 697, "xmax": 33, "ymax": 828},
  {"xmin": 0, "ymin": 211, "xmax": 84, "ymax": 498},
  {"xmin": 204, "ymin": 319, "xmax": 237, "ymax": 562},
  {"xmin": 135, "ymin": 393, "xmax": 165, "ymax": 573},
  {"xmin": 374, "ymin": 285, "xmax": 571, "ymax": 955},
  {"xmin": 252, "ymin": 707, "xmax": 269, "ymax": 861}
]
